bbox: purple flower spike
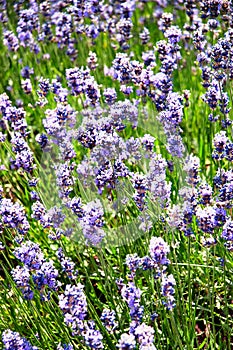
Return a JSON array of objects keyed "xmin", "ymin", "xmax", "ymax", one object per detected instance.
[
  {"xmin": 149, "ymin": 237, "xmax": 170, "ymax": 266},
  {"xmin": 117, "ymin": 333, "xmax": 136, "ymax": 350},
  {"xmin": 2, "ymin": 329, "xmax": 38, "ymax": 350}
]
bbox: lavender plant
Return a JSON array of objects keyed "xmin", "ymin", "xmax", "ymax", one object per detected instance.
[{"xmin": 0, "ymin": 1, "xmax": 233, "ymax": 349}]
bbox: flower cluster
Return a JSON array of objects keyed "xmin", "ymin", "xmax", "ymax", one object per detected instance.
[
  {"xmin": 161, "ymin": 274, "xmax": 176, "ymax": 310},
  {"xmin": 0, "ymin": 198, "xmax": 29, "ymax": 235},
  {"xmin": 3, "ymin": 30, "xmax": 19, "ymax": 52},
  {"xmin": 121, "ymin": 281, "xmax": 144, "ymax": 333},
  {"xmin": 56, "ymin": 248, "xmax": 78, "ymax": 280},
  {"xmin": 117, "ymin": 333, "xmax": 136, "ymax": 350},
  {"xmin": 10, "ymin": 132, "xmax": 35, "ymax": 172},
  {"xmin": 121, "ymin": 236, "xmax": 175, "ymax": 343},
  {"xmin": 80, "ymin": 199, "xmax": 105, "ymax": 246},
  {"xmin": 57, "ymin": 344, "xmax": 73, "ymax": 350},
  {"xmin": 116, "ymin": 238, "xmax": 173, "ymax": 348},
  {"xmin": 100, "ymin": 309, "xmax": 118, "ymax": 333},
  {"xmin": 2, "ymin": 329, "xmax": 38, "ymax": 350},
  {"xmin": 135, "ymin": 323, "xmax": 157, "ymax": 350},
  {"xmin": 12, "ymin": 240, "xmax": 61, "ymax": 300},
  {"xmin": 58, "ymin": 284, "xmax": 104, "ymax": 348},
  {"xmin": 11, "ymin": 265, "xmax": 34, "ymax": 300},
  {"xmin": 221, "ymin": 219, "xmax": 233, "ymax": 251},
  {"xmin": 66, "ymin": 67, "xmax": 100, "ymax": 106},
  {"xmin": 31, "ymin": 201, "xmax": 51, "ymax": 228},
  {"xmin": 212, "ymin": 131, "xmax": 233, "ymax": 161}
]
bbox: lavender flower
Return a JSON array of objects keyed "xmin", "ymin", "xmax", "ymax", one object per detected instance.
[
  {"xmin": 147, "ymin": 153, "xmax": 171, "ymax": 207},
  {"xmin": 35, "ymin": 133, "xmax": 48, "ymax": 149},
  {"xmin": 30, "ymin": 191, "xmax": 40, "ymax": 201},
  {"xmin": 10, "ymin": 133, "xmax": 35, "ymax": 171},
  {"xmin": 196, "ymin": 206, "xmax": 217, "ymax": 233},
  {"xmin": 139, "ymin": 28, "xmax": 150, "ymax": 45},
  {"xmin": 183, "ymin": 154, "xmax": 200, "ymax": 186},
  {"xmin": 140, "ymin": 256, "xmax": 155, "ymax": 271},
  {"xmin": 31, "ymin": 201, "xmax": 51, "ymax": 228},
  {"xmin": 14, "ymin": 148, "xmax": 35, "ymax": 173},
  {"xmin": 201, "ymin": 235, "xmax": 217, "ymax": 247},
  {"xmin": 164, "ymin": 26, "xmax": 182, "ymax": 44},
  {"xmin": 4, "ymin": 108, "xmax": 28, "ymax": 135},
  {"xmin": 166, "ymin": 134, "xmax": 185, "ymax": 158},
  {"xmin": 198, "ymin": 182, "xmax": 213, "ymax": 205},
  {"xmin": 140, "ymin": 134, "xmax": 155, "ymax": 153},
  {"xmin": 12, "ymin": 241, "xmax": 60, "ymax": 300},
  {"xmin": 21, "ymin": 66, "xmax": 34, "ymax": 79},
  {"xmin": 131, "ymin": 173, "xmax": 148, "ymax": 211},
  {"xmin": 158, "ymin": 12, "xmax": 173, "ymax": 32},
  {"xmin": 110, "ymin": 100, "xmax": 138, "ymax": 129},
  {"xmin": 11, "ymin": 265, "xmax": 34, "ymax": 300},
  {"xmin": 0, "ymin": 92, "xmax": 12, "ymax": 117},
  {"xmin": 67, "ymin": 197, "xmax": 84, "ymax": 218},
  {"xmin": 135, "ymin": 323, "xmax": 156, "ymax": 350},
  {"xmin": 125, "ymin": 138, "xmax": 141, "ymax": 161},
  {"xmin": 58, "ymin": 284, "xmax": 87, "ymax": 334},
  {"xmin": 149, "ymin": 237, "xmax": 170, "ymax": 266},
  {"xmin": 117, "ymin": 333, "xmax": 136, "ymax": 350},
  {"xmin": 86, "ymin": 24, "xmax": 99, "ymax": 40},
  {"xmin": 3, "ymin": 30, "xmax": 19, "ymax": 52},
  {"xmin": 118, "ymin": 0, "xmax": 135, "ymax": 19},
  {"xmin": 82, "ymin": 322, "xmax": 104, "ymax": 349},
  {"xmin": 13, "ymin": 240, "xmax": 45, "ymax": 270},
  {"xmin": 212, "ymin": 131, "xmax": 232, "ymax": 160},
  {"xmin": 156, "ymin": 39, "xmax": 180, "ymax": 75},
  {"xmin": 142, "ymin": 50, "xmax": 156, "ymax": 68},
  {"xmin": 153, "ymin": 72, "xmax": 172, "ymax": 95},
  {"xmin": 51, "ymin": 12, "xmax": 73, "ymax": 50},
  {"xmin": 100, "ymin": 309, "xmax": 118, "ymax": 333},
  {"xmin": 202, "ymin": 80, "xmax": 221, "ymax": 110},
  {"xmin": 0, "ymin": 132, "xmax": 6, "ymax": 142},
  {"xmin": 80, "ymin": 199, "xmax": 105, "ymax": 246},
  {"xmin": 120, "ymin": 85, "xmax": 133, "ymax": 95},
  {"xmin": 43, "ymin": 103, "xmax": 76, "ymax": 139},
  {"xmin": 57, "ymin": 344, "xmax": 73, "ymax": 350},
  {"xmin": 55, "ymin": 162, "xmax": 74, "ymax": 198},
  {"xmin": 32, "ymin": 260, "xmax": 60, "ymax": 298},
  {"xmin": 222, "ymin": 219, "xmax": 233, "ymax": 242},
  {"xmin": 47, "ymin": 206, "xmax": 66, "ymax": 229},
  {"xmin": 112, "ymin": 53, "xmax": 132, "ymax": 84},
  {"xmin": 21, "ymin": 79, "xmax": 32, "ymax": 94},
  {"xmin": 16, "ymin": 8, "xmax": 40, "ymax": 53},
  {"xmin": 66, "ymin": 67, "xmax": 100, "ymax": 106},
  {"xmin": 214, "ymin": 168, "xmax": 233, "ymax": 188},
  {"xmin": 214, "ymin": 207, "xmax": 226, "ymax": 226},
  {"xmin": 103, "ymin": 88, "xmax": 117, "ymax": 105},
  {"xmin": 121, "ymin": 282, "xmax": 143, "ymax": 330},
  {"xmin": 0, "ymin": 0, "xmax": 7, "ymax": 23},
  {"xmin": 87, "ymin": 51, "xmax": 98, "ymax": 70},
  {"xmin": 0, "ymin": 198, "xmax": 29, "ymax": 234},
  {"xmin": 56, "ymin": 248, "xmax": 78, "ymax": 279},
  {"xmin": 125, "ymin": 254, "xmax": 141, "ymax": 277},
  {"xmin": 161, "ymin": 274, "xmax": 176, "ymax": 310},
  {"xmin": 2, "ymin": 329, "xmax": 38, "ymax": 350},
  {"xmin": 217, "ymin": 180, "xmax": 233, "ymax": 208},
  {"xmin": 116, "ymin": 18, "xmax": 133, "ymax": 49}
]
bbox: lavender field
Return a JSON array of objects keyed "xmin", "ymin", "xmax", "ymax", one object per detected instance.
[{"xmin": 0, "ymin": 1, "xmax": 233, "ymax": 349}]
